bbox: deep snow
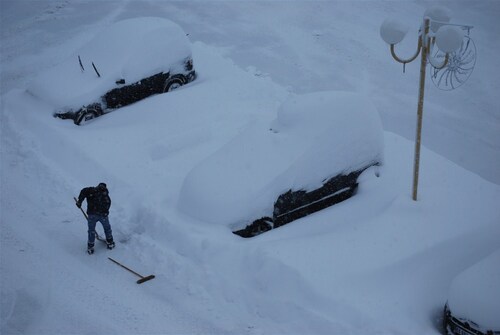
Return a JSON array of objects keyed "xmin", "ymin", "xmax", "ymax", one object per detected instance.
[
  {"xmin": 448, "ymin": 249, "xmax": 500, "ymax": 331},
  {"xmin": 27, "ymin": 16, "xmax": 193, "ymax": 110},
  {"xmin": 178, "ymin": 91, "xmax": 384, "ymax": 226},
  {"xmin": 1, "ymin": 1, "xmax": 500, "ymax": 335}
]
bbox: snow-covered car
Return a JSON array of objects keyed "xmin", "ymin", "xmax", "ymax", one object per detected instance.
[
  {"xmin": 443, "ymin": 249, "xmax": 500, "ymax": 335},
  {"xmin": 177, "ymin": 91, "xmax": 384, "ymax": 237},
  {"xmin": 27, "ymin": 17, "xmax": 196, "ymax": 125}
]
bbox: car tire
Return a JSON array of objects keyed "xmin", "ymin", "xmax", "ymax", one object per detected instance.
[
  {"xmin": 164, "ymin": 78, "xmax": 183, "ymax": 92},
  {"xmin": 75, "ymin": 110, "xmax": 98, "ymax": 126}
]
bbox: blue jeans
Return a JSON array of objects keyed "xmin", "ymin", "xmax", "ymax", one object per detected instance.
[{"xmin": 87, "ymin": 214, "xmax": 113, "ymax": 244}]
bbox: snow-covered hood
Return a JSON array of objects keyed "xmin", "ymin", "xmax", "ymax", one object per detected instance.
[
  {"xmin": 448, "ymin": 249, "xmax": 500, "ymax": 331},
  {"xmin": 27, "ymin": 17, "xmax": 192, "ymax": 110},
  {"xmin": 177, "ymin": 91, "xmax": 384, "ymax": 226}
]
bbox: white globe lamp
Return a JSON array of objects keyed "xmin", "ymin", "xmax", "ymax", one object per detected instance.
[
  {"xmin": 380, "ymin": 18, "xmax": 409, "ymax": 45},
  {"xmin": 435, "ymin": 25, "xmax": 465, "ymax": 53},
  {"xmin": 424, "ymin": 6, "xmax": 452, "ymax": 32}
]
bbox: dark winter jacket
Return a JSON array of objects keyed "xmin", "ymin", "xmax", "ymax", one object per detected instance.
[{"xmin": 78, "ymin": 186, "xmax": 111, "ymax": 216}]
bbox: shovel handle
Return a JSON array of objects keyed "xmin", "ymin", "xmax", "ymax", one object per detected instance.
[
  {"xmin": 74, "ymin": 197, "xmax": 88, "ymax": 220},
  {"xmin": 74, "ymin": 196, "xmax": 104, "ymax": 241}
]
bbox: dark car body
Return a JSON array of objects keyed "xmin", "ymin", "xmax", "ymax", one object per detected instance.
[
  {"xmin": 444, "ymin": 303, "xmax": 500, "ymax": 335},
  {"xmin": 177, "ymin": 91, "xmax": 385, "ymax": 236},
  {"xmin": 27, "ymin": 17, "xmax": 196, "ymax": 125},
  {"xmin": 56, "ymin": 62, "xmax": 196, "ymax": 125},
  {"xmin": 233, "ymin": 166, "xmax": 373, "ymax": 238},
  {"xmin": 443, "ymin": 249, "xmax": 500, "ymax": 335}
]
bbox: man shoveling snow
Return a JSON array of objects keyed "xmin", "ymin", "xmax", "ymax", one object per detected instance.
[{"xmin": 76, "ymin": 183, "xmax": 115, "ymax": 254}]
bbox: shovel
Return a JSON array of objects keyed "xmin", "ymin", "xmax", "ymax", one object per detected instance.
[
  {"xmin": 74, "ymin": 196, "xmax": 105, "ymax": 242},
  {"xmin": 108, "ymin": 257, "xmax": 155, "ymax": 284}
]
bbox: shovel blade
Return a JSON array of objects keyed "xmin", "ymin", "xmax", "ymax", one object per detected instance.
[{"xmin": 137, "ymin": 275, "xmax": 155, "ymax": 284}]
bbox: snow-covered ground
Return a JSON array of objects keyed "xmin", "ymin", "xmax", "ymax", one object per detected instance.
[{"xmin": 1, "ymin": 1, "xmax": 499, "ymax": 334}]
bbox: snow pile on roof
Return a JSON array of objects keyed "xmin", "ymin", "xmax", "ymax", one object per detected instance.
[
  {"xmin": 27, "ymin": 17, "xmax": 191, "ymax": 110},
  {"xmin": 424, "ymin": 6, "xmax": 452, "ymax": 32},
  {"xmin": 177, "ymin": 91, "xmax": 384, "ymax": 226},
  {"xmin": 447, "ymin": 248, "xmax": 500, "ymax": 330}
]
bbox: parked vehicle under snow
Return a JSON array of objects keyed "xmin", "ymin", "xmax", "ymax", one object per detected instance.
[
  {"xmin": 444, "ymin": 249, "xmax": 500, "ymax": 335},
  {"xmin": 27, "ymin": 17, "xmax": 196, "ymax": 125},
  {"xmin": 177, "ymin": 91, "xmax": 384, "ymax": 237}
]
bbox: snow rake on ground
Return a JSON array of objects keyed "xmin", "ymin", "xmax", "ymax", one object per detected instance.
[{"xmin": 108, "ymin": 257, "xmax": 155, "ymax": 284}]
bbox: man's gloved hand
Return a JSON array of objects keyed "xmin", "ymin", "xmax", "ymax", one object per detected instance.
[{"xmin": 76, "ymin": 201, "xmax": 82, "ymax": 208}]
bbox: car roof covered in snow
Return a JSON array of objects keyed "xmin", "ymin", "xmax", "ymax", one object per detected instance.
[
  {"xmin": 177, "ymin": 91, "xmax": 384, "ymax": 226},
  {"xmin": 448, "ymin": 248, "xmax": 500, "ymax": 331},
  {"xmin": 27, "ymin": 17, "xmax": 192, "ymax": 110}
]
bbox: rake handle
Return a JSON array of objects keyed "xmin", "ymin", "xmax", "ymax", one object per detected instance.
[
  {"xmin": 108, "ymin": 257, "xmax": 144, "ymax": 278},
  {"xmin": 108, "ymin": 257, "xmax": 155, "ymax": 284}
]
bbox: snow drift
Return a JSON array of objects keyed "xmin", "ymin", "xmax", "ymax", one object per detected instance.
[
  {"xmin": 26, "ymin": 17, "xmax": 192, "ymax": 111},
  {"xmin": 447, "ymin": 248, "xmax": 500, "ymax": 331},
  {"xmin": 178, "ymin": 91, "xmax": 384, "ymax": 226},
  {"xmin": 2, "ymin": 2, "xmax": 500, "ymax": 335}
]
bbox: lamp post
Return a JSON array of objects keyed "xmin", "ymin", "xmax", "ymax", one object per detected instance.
[{"xmin": 380, "ymin": 7, "xmax": 471, "ymax": 201}]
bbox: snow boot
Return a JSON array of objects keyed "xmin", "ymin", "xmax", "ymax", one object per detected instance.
[
  {"xmin": 87, "ymin": 243, "xmax": 95, "ymax": 255},
  {"xmin": 106, "ymin": 239, "xmax": 115, "ymax": 250}
]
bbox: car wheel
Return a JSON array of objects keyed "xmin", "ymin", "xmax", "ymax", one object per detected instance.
[
  {"xmin": 164, "ymin": 79, "xmax": 183, "ymax": 92},
  {"xmin": 75, "ymin": 110, "xmax": 98, "ymax": 126}
]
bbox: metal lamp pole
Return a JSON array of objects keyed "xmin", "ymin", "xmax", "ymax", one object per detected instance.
[
  {"xmin": 382, "ymin": 7, "xmax": 475, "ymax": 201},
  {"xmin": 388, "ymin": 18, "xmax": 448, "ymax": 201}
]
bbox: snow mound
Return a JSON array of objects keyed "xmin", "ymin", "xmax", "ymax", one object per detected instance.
[
  {"xmin": 26, "ymin": 17, "xmax": 192, "ymax": 111},
  {"xmin": 424, "ymin": 6, "xmax": 452, "ymax": 32},
  {"xmin": 177, "ymin": 91, "xmax": 384, "ymax": 226},
  {"xmin": 447, "ymin": 248, "xmax": 500, "ymax": 330}
]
